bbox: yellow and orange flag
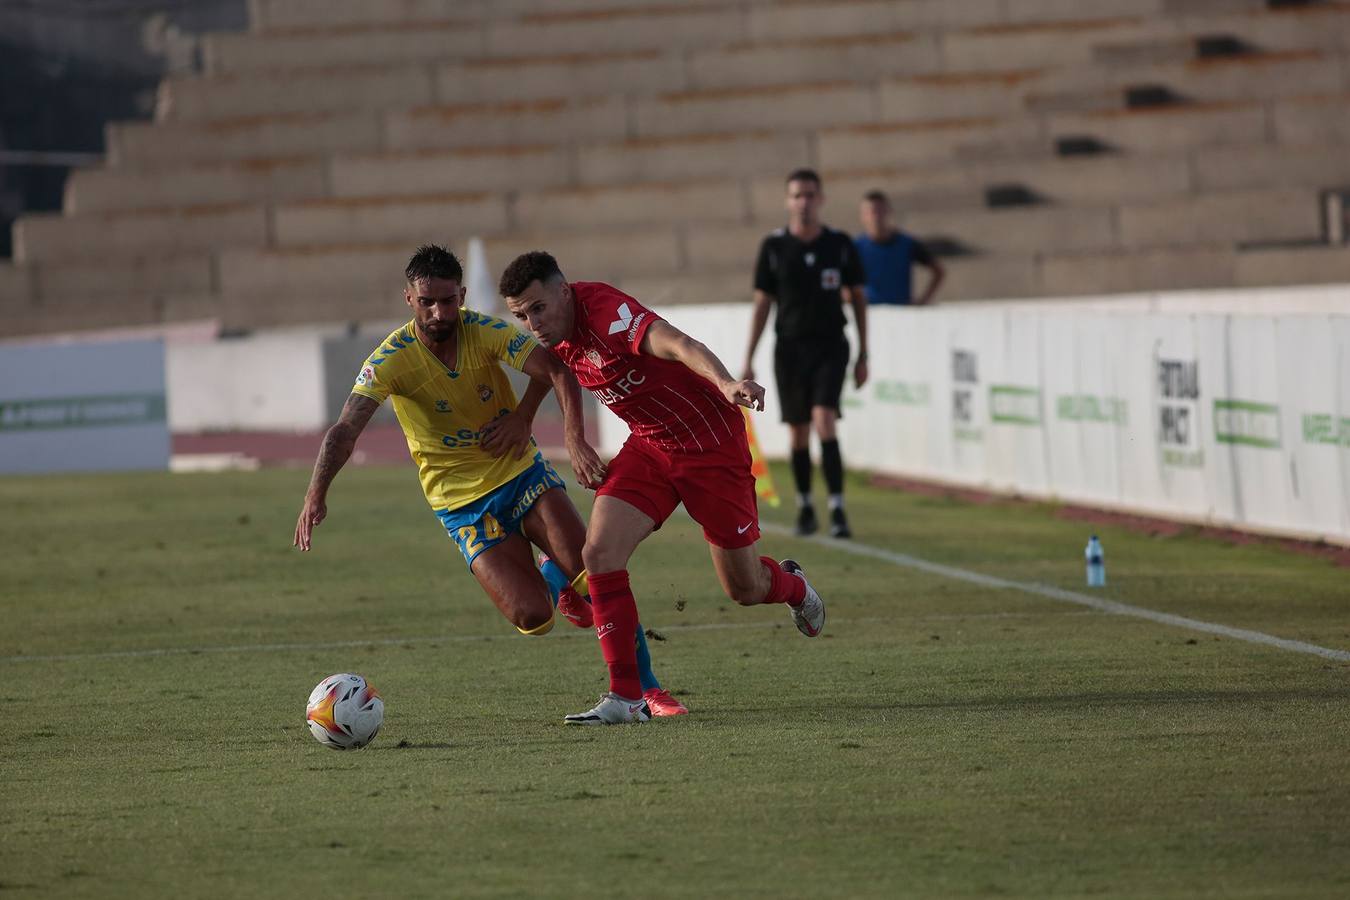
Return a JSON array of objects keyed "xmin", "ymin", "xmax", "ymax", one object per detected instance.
[{"xmin": 742, "ymin": 407, "xmax": 780, "ymax": 508}]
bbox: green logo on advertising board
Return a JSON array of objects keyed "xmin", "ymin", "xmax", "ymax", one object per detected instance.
[
  {"xmin": 875, "ymin": 381, "xmax": 930, "ymax": 406},
  {"xmin": 1302, "ymin": 414, "xmax": 1350, "ymax": 447},
  {"xmin": 989, "ymin": 385, "xmax": 1041, "ymax": 425},
  {"xmin": 1213, "ymin": 399, "xmax": 1280, "ymax": 449},
  {"xmin": 0, "ymin": 394, "xmax": 167, "ymax": 432},
  {"xmin": 1056, "ymin": 394, "xmax": 1127, "ymax": 425}
]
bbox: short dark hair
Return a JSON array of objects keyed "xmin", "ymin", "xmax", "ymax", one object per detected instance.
[
  {"xmin": 862, "ymin": 189, "xmax": 890, "ymax": 207},
  {"xmin": 785, "ymin": 168, "xmax": 822, "ymax": 187},
  {"xmin": 405, "ymin": 244, "xmax": 463, "ymax": 284},
  {"xmin": 498, "ymin": 250, "xmax": 564, "ymax": 298}
]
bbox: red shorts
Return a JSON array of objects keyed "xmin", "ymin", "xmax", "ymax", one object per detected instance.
[{"xmin": 597, "ymin": 433, "xmax": 760, "ymax": 549}]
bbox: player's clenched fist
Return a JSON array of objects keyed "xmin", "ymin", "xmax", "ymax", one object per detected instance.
[{"xmin": 723, "ymin": 379, "xmax": 766, "ymax": 412}]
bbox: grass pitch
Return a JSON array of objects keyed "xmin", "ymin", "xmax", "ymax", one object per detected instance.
[{"xmin": 2, "ymin": 463, "xmax": 1348, "ymax": 899}]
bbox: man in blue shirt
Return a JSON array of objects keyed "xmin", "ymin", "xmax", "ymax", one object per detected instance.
[{"xmin": 854, "ymin": 190, "xmax": 944, "ymax": 306}]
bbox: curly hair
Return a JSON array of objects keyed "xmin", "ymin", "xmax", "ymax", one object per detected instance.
[{"xmin": 498, "ymin": 251, "xmax": 564, "ymax": 298}]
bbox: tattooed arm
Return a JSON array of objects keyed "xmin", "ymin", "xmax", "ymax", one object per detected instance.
[{"xmin": 293, "ymin": 394, "xmax": 380, "ymax": 551}]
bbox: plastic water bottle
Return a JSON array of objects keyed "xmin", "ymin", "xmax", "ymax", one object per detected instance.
[{"xmin": 1085, "ymin": 535, "xmax": 1106, "ymax": 587}]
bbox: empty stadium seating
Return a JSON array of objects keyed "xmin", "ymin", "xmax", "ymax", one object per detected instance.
[{"xmin": 7, "ymin": 0, "xmax": 1350, "ymax": 336}]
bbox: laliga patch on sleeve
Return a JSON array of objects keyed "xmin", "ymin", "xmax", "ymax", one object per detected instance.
[
  {"xmin": 355, "ymin": 364, "xmax": 375, "ymax": 387},
  {"xmin": 821, "ymin": 268, "xmax": 841, "ymax": 290}
]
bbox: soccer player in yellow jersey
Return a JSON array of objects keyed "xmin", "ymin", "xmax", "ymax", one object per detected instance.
[{"xmin": 293, "ymin": 245, "xmax": 685, "ymax": 717}]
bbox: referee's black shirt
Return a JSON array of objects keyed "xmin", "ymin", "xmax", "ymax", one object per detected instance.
[{"xmin": 753, "ymin": 226, "xmax": 867, "ymax": 341}]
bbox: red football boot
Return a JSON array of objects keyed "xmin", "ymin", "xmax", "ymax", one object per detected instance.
[
  {"xmin": 556, "ymin": 585, "xmax": 594, "ymax": 629},
  {"xmin": 642, "ymin": 688, "xmax": 689, "ymax": 717}
]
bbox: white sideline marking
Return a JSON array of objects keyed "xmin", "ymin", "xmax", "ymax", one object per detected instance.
[
  {"xmin": 763, "ymin": 523, "xmax": 1350, "ymax": 663},
  {"xmin": 7, "ymin": 533, "xmax": 1345, "ymax": 665}
]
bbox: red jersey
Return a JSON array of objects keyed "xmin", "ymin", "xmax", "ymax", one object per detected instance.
[{"xmin": 553, "ymin": 282, "xmax": 745, "ymax": 454}]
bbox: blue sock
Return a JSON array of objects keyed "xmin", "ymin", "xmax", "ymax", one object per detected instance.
[
  {"xmin": 635, "ymin": 623, "xmax": 660, "ymax": 692},
  {"xmin": 539, "ymin": 557, "xmax": 568, "ymax": 607}
]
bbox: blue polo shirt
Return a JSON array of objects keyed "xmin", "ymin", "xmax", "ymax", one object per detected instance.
[{"xmin": 854, "ymin": 231, "xmax": 935, "ymax": 305}]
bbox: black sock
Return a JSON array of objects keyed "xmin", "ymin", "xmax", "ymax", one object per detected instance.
[
  {"xmin": 791, "ymin": 447, "xmax": 812, "ymax": 501},
  {"xmin": 821, "ymin": 439, "xmax": 844, "ymax": 498}
]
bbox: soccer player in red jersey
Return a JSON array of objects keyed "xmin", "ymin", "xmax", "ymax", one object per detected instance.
[{"xmin": 500, "ymin": 251, "xmax": 826, "ymax": 725}]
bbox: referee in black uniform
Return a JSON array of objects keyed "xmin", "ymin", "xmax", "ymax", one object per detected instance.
[{"xmin": 741, "ymin": 168, "xmax": 869, "ymax": 538}]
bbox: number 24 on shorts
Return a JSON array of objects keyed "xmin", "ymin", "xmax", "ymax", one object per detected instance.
[{"xmin": 457, "ymin": 513, "xmax": 504, "ymax": 555}]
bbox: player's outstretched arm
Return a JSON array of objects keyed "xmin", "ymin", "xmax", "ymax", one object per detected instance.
[
  {"xmin": 641, "ymin": 319, "xmax": 766, "ymax": 412},
  {"xmin": 294, "ymin": 393, "xmax": 379, "ymax": 551}
]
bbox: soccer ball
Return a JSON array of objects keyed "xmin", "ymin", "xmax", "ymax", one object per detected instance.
[{"xmin": 306, "ymin": 673, "xmax": 384, "ymax": 750}]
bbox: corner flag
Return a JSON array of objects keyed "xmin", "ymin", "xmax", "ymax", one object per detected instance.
[{"xmin": 742, "ymin": 407, "xmax": 779, "ymax": 507}]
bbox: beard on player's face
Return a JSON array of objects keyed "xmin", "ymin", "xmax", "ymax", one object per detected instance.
[{"xmin": 407, "ymin": 280, "xmax": 464, "ymax": 343}]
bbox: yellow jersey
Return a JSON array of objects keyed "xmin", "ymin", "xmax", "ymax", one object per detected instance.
[{"xmin": 350, "ymin": 310, "xmax": 540, "ymax": 511}]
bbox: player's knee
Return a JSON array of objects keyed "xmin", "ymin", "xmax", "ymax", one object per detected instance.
[
  {"xmin": 582, "ymin": 540, "xmax": 623, "ymax": 576},
  {"xmin": 515, "ymin": 610, "xmax": 555, "ymax": 636}
]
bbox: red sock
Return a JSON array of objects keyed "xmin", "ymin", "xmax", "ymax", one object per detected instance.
[
  {"xmin": 760, "ymin": 556, "xmax": 806, "ymax": 606},
  {"xmin": 587, "ymin": 569, "xmax": 642, "ymax": 700}
]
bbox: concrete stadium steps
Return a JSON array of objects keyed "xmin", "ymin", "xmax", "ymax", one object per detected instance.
[
  {"xmin": 744, "ymin": 154, "xmax": 1196, "ymax": 221},
  {"xmin": 1232, "ymin": 243, "xmax": 1350, "ymax": 287},
  {"xmin": 159, "ymin": 10, "xmax": 1350, "ymax": 130},
  {"xmin": 383, "ymin": 98, "xmax": 630, "ymax": 152},
  {"xmin": 106, "ymin": 111, "xmax": 382, "ymax": 168},
  {"xmin": 1045, "ymin": 100, "xmax": 1268, "ymax": 152},
  {"xmin": 203, "ymin": 21, "xmax": 486, "ymax": 74},
  {"xmin": 244, "ymin": 0, "xmax": 1168, "ymax": 35},
  {"xmin": 1273, "ymin": 93, "xmax": 1350, "ymax": 143},
  {"xmin": 683, "ymin": 33, "xmax": 941, "ymax": 91},
  {"xmin": 815, "ymin": 118, "xmax": 1048, "ymax": 171},
  {"xmin": 157, "ymin": 63, "xmax": 437, "ymax": 121},
  {"xmin": 1179, "ymin": 2, "xmax": 1350, "ymax": 53},
  {"xmin": 243, "ymin": 0, "xmax": 737, "ymax": 32},
  {"xmin": 34, "ymin": 254, "xmax": 216, "ymax": 302},
  {"xmin": 512, "ymin": 180, "xmax": 750, "ymax": 232},
  {"xmin": 1117, "ymin": 187, "xmax": 1324, "ymax": 249},
  {"xmin": 12, "ymin": 205, "xmax": 268, "ymax": 264},
  {"xmin": 217, "ymin": 243, "xmax": 407, "ymax": 303},
  {"xmin": 1020, "ymin": 49, "xmax": 1350, "ymax": 114},
  {"xmin": 170, "ymin": 16, "xmax": 1210, "ymax": 121},
  {"xmin": 1191, "ymin": 141, "xmax": 1350, "ymax": 190},
  {"xmin": 219, "ymin": 232, "xmax": 681, "ymax": 299},
  {"xmin": 1040, "ymin": 244, "xmax": 1240, "ymax": 295},
  {"xmin": 270, "ymin": 193, "xmax": 509, "ymax": 248},
  {"xmin": 0, "ymin": 261, "xmax": 36, "ymax": 318},
  {"xmin": 63, "ymin": 158, "xmax": 326, "ymax": 215},
  {"xmin": 575, "ymin": 132, "xmax": 813, "ymax": 187},
  {"xmin": 879, "ymin": 70, "xmax": 1049, "ymax": 121},
  {"xmin": 327, "ymin": 145, "xmax": 570, "ymax": 198}
]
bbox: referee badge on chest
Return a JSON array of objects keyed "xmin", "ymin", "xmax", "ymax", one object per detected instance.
[
  {"xmin": 804, "ymin": 252, "xmax": 816, "ymax": 267},
  {"xmin": 821, "ymin": 268, "xmax": 841, "ymax": 290}
]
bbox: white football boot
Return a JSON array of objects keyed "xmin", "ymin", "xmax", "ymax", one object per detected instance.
[
  {"xmin": 780, "ymin": 559, "xmax": 825, "ymax": 637},
  {"xmin": 564, "ymin": 692, "xmax": 652, "ymax": 725}
]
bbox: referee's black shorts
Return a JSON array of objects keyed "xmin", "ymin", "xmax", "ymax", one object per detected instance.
[{"xmin": 773, "ymin": 336, "xmax": 849, "ymax": 425}]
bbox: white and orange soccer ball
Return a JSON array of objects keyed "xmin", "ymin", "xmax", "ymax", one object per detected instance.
[{"xmin": 305, "ymin": 673, "xmax": 384, "ymax": 750}]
